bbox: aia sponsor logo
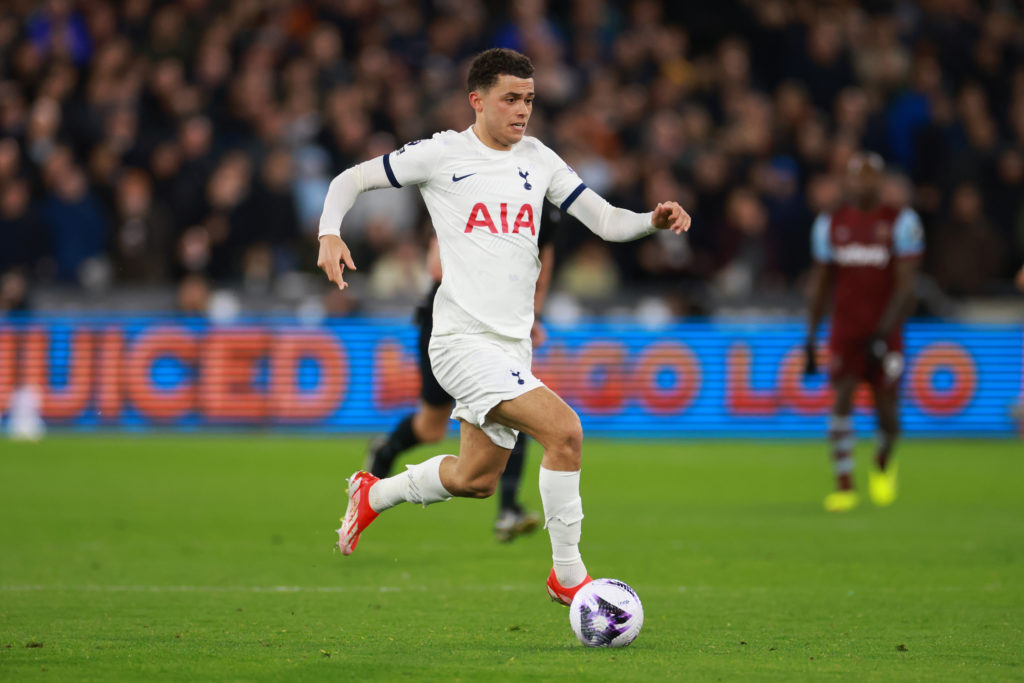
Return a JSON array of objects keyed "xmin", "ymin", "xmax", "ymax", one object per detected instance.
[{"xmin": 464, "ymin": 202, "xmax": 536, "ymax": 235}]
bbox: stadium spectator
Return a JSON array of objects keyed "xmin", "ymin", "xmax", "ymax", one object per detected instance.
[
  {"xmin": 110, "ymin": 167, "xmax": 173, "ymax": 283},
  {"xmin": 0, "ymin": 178, "xmax": 43, "ymax": 312},
  {"xmin": 26, "ymin": 0, "xmax": 92, "ymax": 66},
  {"xmin": 928, "ymin": 183, "xmax": 1004, "ymax": 297},
  {"xmin": 0, "ymin": 0, "xmax": 1022, "ymax": 309},
  {"xmin": 234, "ymin": 147, "xmax": 301, "ymax": 277},
  {"xmin": 40, "ymin": 165, "xmax": 109, "ymax": 283}
]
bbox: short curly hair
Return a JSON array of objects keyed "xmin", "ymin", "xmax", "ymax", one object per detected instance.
[{"xmin": 467, "ymin": 48, "xmax": 535, "ymax": 92}]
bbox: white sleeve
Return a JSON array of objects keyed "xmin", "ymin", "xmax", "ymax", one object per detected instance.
[
  {"xmin": 318, "ymin": 134, "xmax": 450, "ymax": 238},
  {"xmin": 317, "ymin": 157, "xmax": 392, "ymax": 238},
  {"xmin": 384, "ymin": 135, "xmax": 446, "ymax": 188},
  {"xmin": 893, "ymin": 208, "xmax": 924, "ymax": 257},
  {"xmin": 566, "ymin": 187, "xmax": 657, "ymax": 243},
  {"xmin": 539, "ymin": 142, "xmax": 588, "ymax": 211},
  {"xmin": 810, "ymin": 213, "xmax": 833, "ymax": 263}
]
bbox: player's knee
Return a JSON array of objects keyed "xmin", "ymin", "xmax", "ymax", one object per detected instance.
[
  {"xmin": 566, "ymin": 416, "xmax": 584, "ymax": 455},
  {"xmin": 550, "ymin": 414, "xmax": 583, "ymax": 469},
  {"xmin": 875, "ymin": 405, "xmax": 900, "ymax": 435}
]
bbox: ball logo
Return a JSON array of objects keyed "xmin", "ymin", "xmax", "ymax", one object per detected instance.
[{"xmin": 579, "ymin": 596, "xmax": 632, "ymax": 646}]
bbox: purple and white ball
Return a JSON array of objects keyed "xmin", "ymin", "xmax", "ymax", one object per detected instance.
[{"xmin": 569, "ymin": 579, "xmax": 644, "ymax": 648}]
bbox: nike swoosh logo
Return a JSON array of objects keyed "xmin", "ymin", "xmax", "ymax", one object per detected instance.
[{"xmin": 452, "ymin": 173, "xmax": 476, "ymax": 182}]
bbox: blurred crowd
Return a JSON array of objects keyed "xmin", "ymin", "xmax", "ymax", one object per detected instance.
[{"xmin": 1, "ymin": 0, "xmax": 1023, "ymax": 316}]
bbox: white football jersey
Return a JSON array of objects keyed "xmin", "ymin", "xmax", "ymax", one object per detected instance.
[{"xmin": 383, "ymin": 127, "xmax": 586, "ymax": 340}]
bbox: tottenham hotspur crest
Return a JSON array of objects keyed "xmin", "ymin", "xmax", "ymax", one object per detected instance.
[{"xmin": 518, "ymin": 167, "xmax": 532, "ymax": 190}]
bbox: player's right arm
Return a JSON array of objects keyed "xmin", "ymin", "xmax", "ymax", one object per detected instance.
[
  {"xmin": 805, "ymin": 213, "xmax": 836, "ymax": 375},
  {"xmin": 316, "ymin": 137, "xmax": 442, "ymax": 290}
]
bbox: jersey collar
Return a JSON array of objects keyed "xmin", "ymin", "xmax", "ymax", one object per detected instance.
[{"xmin": 465, "ymin": 126, "xmax": 518, "ymax": 158}]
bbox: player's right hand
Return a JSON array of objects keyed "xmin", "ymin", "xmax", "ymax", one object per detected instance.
[
  {"xmin": 803, "ymin": 339, "xmax": 818, "ymax": 376},
  {"xmin": 317, "ymin": 235, "xmax": 357, "ymax": 290},
  {"xmin": 530, "ymin": 319, "xmax": 548, "ymax": 348}
]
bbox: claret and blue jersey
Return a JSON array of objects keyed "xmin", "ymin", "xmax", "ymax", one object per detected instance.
[{"xmin": 812, "ymin": 204, "xmax": 925, "ymax": 346}]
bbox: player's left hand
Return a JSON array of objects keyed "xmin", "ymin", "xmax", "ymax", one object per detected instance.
[
  {"xmin": 530, "ymin": 319, "xmax": 548, "ymax": 348},
  {"xmin": 803, "ymin": 339, "xmax": 818, "ymax": 376},
  {"xmin": 652, "ymin": 201, "xmax": 691, "ymax": 234},
  {"xmin": 866, "ymin": 334, "xmax": 888, "ymax": 365}
]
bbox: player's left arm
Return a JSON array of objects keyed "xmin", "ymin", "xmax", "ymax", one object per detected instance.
[
  {"xmin": 542, "ymin": 145, "xmax": 690, "ymax": 243},
  {"xmin": 566, "ymin": 189, "xmax": 690, "ymax": 241},
  {"xmin": 870, "ymin": 208, "xmax": 925, "ymax": 359},
  {"xmin": 872, "ymin": 259, "xmax": 919, "ymax": 342}
]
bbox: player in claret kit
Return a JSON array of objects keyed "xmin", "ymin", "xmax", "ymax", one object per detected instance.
[
  {"xmin": 804, "ymin": 152, "xmax": 924, "ymax": 512},
  {"xmin": 317, "ymin": 47, "xmax": 690, "ymax": 605}
]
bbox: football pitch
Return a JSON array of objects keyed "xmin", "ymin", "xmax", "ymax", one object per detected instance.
[{"xmin": 1, "ymin": 436, "xmax": 1021, "ymax": 681}]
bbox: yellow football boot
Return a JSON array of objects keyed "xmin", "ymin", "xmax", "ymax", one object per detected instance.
[
  {"xmin": 823, "ymin": 490, "xmax": 859, "ymax": 512},
  {"xmin": 869, "ymin": 462, "xmax": 899, "ymax": 507}
]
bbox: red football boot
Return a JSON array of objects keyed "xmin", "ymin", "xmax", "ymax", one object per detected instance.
[
  {"xmin": 546, "ymin": 568, "xmax": 593, "ymax": 606},
  {"xmin": 337, "ymin": 471, "xmax": 380, "ymax": 556}
]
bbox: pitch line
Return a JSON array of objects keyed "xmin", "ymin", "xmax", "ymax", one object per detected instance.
[{"xmin": 0, "ymin": 584, "xmax": 431, "ymax": 594}]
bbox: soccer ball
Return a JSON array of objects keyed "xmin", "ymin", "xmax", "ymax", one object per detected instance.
[{"xmin": 569, "ymin": 579, "xmax": 644, "ymax": 648}]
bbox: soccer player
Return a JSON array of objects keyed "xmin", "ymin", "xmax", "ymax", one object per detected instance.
[
  {"xmin": 804, "ymin": 152, "xmax": 924, "ymax": 512},
  {"xmin": 317, "ymin": 48, "xmax": 690, "ymax": 605},
  {"xmin": 365, "ymin": 213, "xmax": 557, "ymax": 542}
]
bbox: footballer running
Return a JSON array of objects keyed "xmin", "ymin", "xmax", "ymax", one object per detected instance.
[
  {"xmin": 805, "ymin": 152, "xmax": 924, "ymax": 513},
  {"xmin": 365, "ymin": 208, "xmax": 560, "ymax": 543},
  {"xmin": 316, "ymin": 48, "xmax": 691, "ymax": 605}
]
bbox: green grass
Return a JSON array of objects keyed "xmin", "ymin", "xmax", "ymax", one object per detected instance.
[{"xmin": 0, "ymin": 436, "xmax": 1022, "ymax": 682}]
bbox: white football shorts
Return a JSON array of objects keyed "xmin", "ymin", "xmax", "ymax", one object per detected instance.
[{"xmin": 428, "ymin": 332, "xmax": 543, "ymax": 449}]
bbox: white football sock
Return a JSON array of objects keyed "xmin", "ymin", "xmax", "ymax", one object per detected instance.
[
  {"xmin": 369, "ymin": 454, "xmax": 454, "ymax": 512},
  {"xmin": 539, "ymin": 466, "xmax": 588, "ymax": 587}
]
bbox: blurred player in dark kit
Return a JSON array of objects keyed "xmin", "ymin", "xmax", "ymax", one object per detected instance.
[{"xmin": 805, "ymin": 152, "xmax": 924, "ymax": 512}]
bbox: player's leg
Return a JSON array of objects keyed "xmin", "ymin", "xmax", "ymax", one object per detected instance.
[
  {"xmin": 366, "ymin": 401, "xmax": 451, "ymax": 477},
  {"xmin": 489, "ymin": 387, "xmax": 591, "ymax": 602},
  {"xmin": 868, "ymin": 382, "xmax": 900, "ymax": 506},
  {"xmin": 374, "ymin": 420, "xmax": 512, "ymax": 502},
  {"xmin": 494, "ymin": 433, "xmax": 541, "ymax": 542},
  {"xmin": 338, "ymin": 421, "xmax": 510, "ymax": 555},
  {"xmin": 824, "ymin": 375, "xmax": 859, "ymax": 512}
]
